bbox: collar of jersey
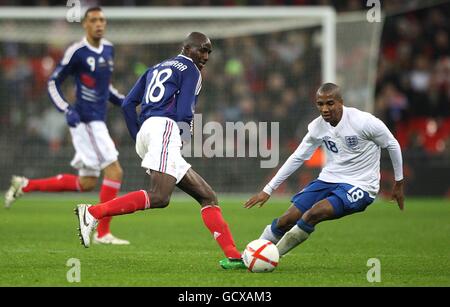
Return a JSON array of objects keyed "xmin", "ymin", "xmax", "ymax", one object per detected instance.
[
  {"xmin": 177, "ymin": 54, "xmax": 201, "ymax": 74},
  {"xmin": 178, "ymin": 54, "xmax": 193, "ymax": 62},
  {"xmin": 329, "ymin": 105, "xmax": 347, "ymax": 130},
  {"xmin": 83, "ymin": 37, "xmax": 104, "ymax": 54}
]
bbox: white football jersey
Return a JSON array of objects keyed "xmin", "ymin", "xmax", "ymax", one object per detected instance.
[{"xmin": 264, "ymin": 106, "xmax": 403, "ymax": 198}]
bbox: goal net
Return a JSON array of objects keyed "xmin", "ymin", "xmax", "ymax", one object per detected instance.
[{"xmin": 0, "ymin": 7, "xmax": 382, "ymax": 194}]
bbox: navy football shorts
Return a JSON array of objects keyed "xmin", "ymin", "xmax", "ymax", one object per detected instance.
[{"xmin": 291, "ymin": 179, "xmax": 375, "ymax": 218}]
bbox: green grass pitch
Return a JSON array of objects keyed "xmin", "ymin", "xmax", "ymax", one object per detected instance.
[{"xmin": 0, "ymin": 194, "xmax": 449, "ymax": 286}]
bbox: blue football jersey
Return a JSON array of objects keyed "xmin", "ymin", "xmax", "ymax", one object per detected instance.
[
  {"xmin": 122, "ymin": 54, "xmax": 202, "ymax": 140},
  {"xmin": 47, "ymin": 37, "xmax": 124, "ymax": 123}
]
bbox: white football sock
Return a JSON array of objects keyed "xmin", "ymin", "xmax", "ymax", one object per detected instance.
[
  {"xmin": 276, "ymin": 225, "xmax": 309, "ymax": 256},
  {"xmin": 259, "ymin": 225, "xmax": 281, "ymax": 244}
]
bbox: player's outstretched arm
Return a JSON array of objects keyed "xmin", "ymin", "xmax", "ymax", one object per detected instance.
[
  {"xmin": 121, "ymin": 72, "xmax": 147, "ymax": 141},
  {"xmin": 109, "ymin": 84, "xmax": 125, "ymax": 106},
  {"xmin": 65, "ymin": 106, "xmax": 81, "ymax": 127},
  {"xmin": 244, "ymin": 132, "xmax": 320, "ymax": 210},
  {"xmin": 244, "ymin": 191, "xmax": 270, "ymax": 209},
  {"xmin": 364, "ymin": 116, "xmax": 405, "ymax": 211},
  {"xmin": 391, "ymin": 179, "xmax": 405, "ymax": 211},
  {"xmin": 48, "ymin": 57, "xmax": 80, "ymax": 127}
]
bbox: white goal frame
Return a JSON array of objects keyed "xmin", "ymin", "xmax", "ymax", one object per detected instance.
[{"xmin": 0, "ymin": 6, "xmax": 336, "ymax": 83}]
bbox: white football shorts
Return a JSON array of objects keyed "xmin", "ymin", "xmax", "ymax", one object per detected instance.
[
  {"xmin": 69, "ymin": 121, "xmax": 119, "ymax": 177},
  {"xmin": 136, "ymin": 116, "xmax": 191, "ymax": 183}
]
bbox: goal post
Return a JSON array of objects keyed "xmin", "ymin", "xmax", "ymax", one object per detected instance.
[
  {"xmin": 0, "ymin": 6, "xmax": 387, "ymax": 194},
  {"xmin": 0, "ymin": 6, "xmax": 336, "ymax": 83}
]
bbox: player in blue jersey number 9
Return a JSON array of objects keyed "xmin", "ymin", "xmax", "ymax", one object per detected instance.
[{"xmin": 5, "ymin": 7, "xmax": 129, "ymax": 245}]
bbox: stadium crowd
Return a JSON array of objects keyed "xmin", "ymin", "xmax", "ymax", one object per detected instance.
[
  {"xmin": 0, "ymin": 0, "xmax": 439, "ymax": 14},
  {"xmin": 375, "ymin": 5, "xmax": 450, "ymax": 156},
  {"xmin": 0, "ymin": 1, "xmax": 448, "ymax": 194}
]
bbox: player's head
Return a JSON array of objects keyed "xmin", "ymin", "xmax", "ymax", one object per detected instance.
[
  {"xmin": 82, "ymin": 7, "xmax": 106, "ymax": 41},
  {"xmin": 181, "ymin": 32, "xmax": 212, "ymax": 71},
  {"xmin": 315, "ymin": 83, "xmax": 344, "ymax": 126}
]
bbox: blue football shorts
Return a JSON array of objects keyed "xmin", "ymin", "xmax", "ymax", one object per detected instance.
[{"xmin": 291, "ymin": 179, "xmax": 375, "ymax": 218}]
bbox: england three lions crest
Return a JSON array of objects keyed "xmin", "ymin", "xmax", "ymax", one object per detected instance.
[{"xmin": 345, "ymin": 135, "xmax": 359, "ymax": 149}]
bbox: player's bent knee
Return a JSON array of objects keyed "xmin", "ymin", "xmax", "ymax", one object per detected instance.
[
  {"xmin": 115, "ymin": 166, "xmax": 123, "ymax": 179},
  {"xmin": 104, "ymin": 161, "xmax": 123, "ymax": 181},
  {"xmin": 150, "ymin": 194, "xmax": 171, "ymax": 208},
  {"xmin": 80, "ymin": 183, "xmax": 96, "ymax": 192},
  {"xmin": 79, "ymin": 178, "xmax": 97, "ymax": 191},
  {"xmin": 115, "ymin": 164, "xmax": 124, "ymax": 177}
]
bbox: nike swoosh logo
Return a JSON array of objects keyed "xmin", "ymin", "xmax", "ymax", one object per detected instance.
[{"xmin": 82, "ymin": 208, "xmax": 90, "ymax": 227}]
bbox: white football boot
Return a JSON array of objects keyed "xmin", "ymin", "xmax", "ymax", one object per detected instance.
[
  {"xmin": 75, "ymin": 204, "xmax": 98, "ymax": 248},
  {"xmin": 93, "ymin": 232, "xmax": 130, "ymax": 245},
  {"xmin": 4, "ymin": 176, "xmax": 29, "ymax": 208}
]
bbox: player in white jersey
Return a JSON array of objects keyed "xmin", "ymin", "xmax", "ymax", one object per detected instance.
[{"xmin": 244, "ymin": 83, "xmax": 405, "ymax": 257}]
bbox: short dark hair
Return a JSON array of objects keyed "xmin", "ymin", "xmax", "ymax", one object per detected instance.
[
  {"xmin": 83, "ymin": 7, "xmax": 102, "ymax": 20},
  {"xmin": 317, "ymin": 82, "xmax": 343, "ymax": 101},
  {"xmin": 318, "ymin": 83, "xmax": 339, "ymax": 93}
]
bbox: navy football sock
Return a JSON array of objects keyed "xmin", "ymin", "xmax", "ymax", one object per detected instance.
[
  {"xmin": 271, "ymin": 218, "xmax": 286, "ymax": 238},
  {"xmin": 297, "ymin": 218, "xmax": 315, "ymax": 234}
]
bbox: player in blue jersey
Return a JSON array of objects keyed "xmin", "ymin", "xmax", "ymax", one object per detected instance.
[
  {"xmin": 74, "ymin": 32, "xmax": 245, "ymax": 269},
  {"xmin": 4, "ymin": 7, "xmax": 129, "ymax": 245},
  {"xmin": 244, "ymin": 83, "xmax": 405, "ymax": 258}
]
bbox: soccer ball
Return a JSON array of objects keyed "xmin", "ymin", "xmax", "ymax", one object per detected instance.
[{"xmin": 242, "ymin": 239, "xmax": 279, "ymax": 273}]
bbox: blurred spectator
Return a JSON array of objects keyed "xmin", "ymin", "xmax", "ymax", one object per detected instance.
[
  {"xmin": 376, "ymin": 83, "xmax": 409, "ymax": 130},
  {"xmin": 375, "ymin": 2, "xmax": 450, "ymax": 157},
  {"xmin": 0, "ymin": 0, "xmax": 449, "ymax": 194}
]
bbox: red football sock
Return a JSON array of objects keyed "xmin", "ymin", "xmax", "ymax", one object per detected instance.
[
  {"xmin": 88, "ymin": 190, "xmax": 150, "ymax": 220},
  {"xmin": 22, "ymin": 174, "xmax": 80, "ymax": 192},
  {"xmin": 201, "ymin": 205, "xmax": 241, "ymax": 259},
  {"xmin": 96, "ymin": 179, "xmax": 121, "ymax": 238}
]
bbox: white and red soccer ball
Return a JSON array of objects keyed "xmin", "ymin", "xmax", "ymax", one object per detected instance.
[{"xmin": 242, "ymin": 239, "xmax": 279, "ymax": 273}]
